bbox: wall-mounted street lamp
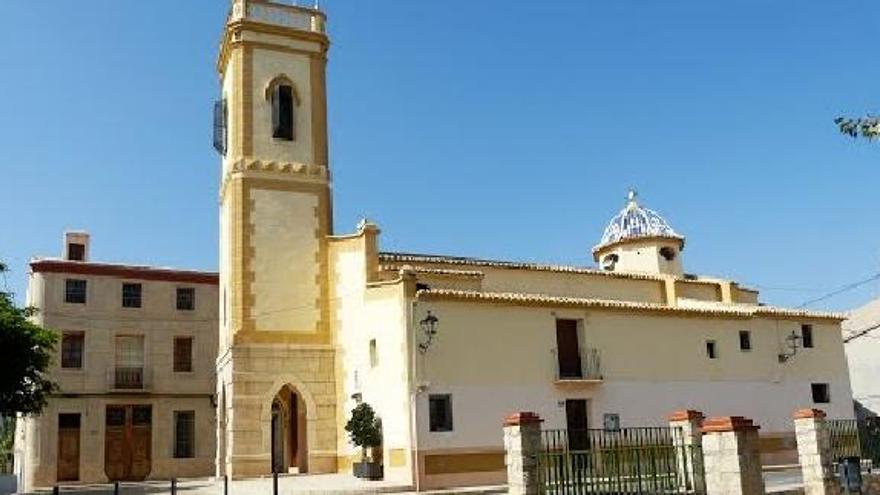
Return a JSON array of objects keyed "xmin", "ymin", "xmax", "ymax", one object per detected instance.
[
  {"xmin": 418, "ymin": 311, "xmax": 439, "ymax": 354},
  {"xmin": 778, "ymin": 330, "xmax": 803, "ymax": 363}
]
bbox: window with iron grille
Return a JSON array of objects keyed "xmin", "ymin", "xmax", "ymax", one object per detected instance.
[
  {"xmin": 174, "ymin": 337, "xmax": 193, "ymax": 372},
  {"xmin": 176, "ymin": 287, "xmax": 195, "ymax": 311},
  {"xmin": 174, "ymin": 410, "xmax": 195, "ymax": 458},
  {"xmin": 61, "ymin": 333, "xmax": 84, "ymax": 369},
  {"xmin": 429, "ymin": 394, "xmax": 453, "ymax": 432},
  {"xmin": 122, "ymin": 283, "xmax": 142, "ymax": 308},
  {"xmin": 65, "ymin": 279, "xmax": 87, "ymax": 304}
]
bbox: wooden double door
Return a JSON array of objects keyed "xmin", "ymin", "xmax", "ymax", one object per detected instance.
[{"xmin": 105, "ymin": 405, "xmax": 152, "ymax": 481}]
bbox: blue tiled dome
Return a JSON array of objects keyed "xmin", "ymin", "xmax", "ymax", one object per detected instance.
[{"xmin": 597, "ymin": 191, "xmax": 682, "ymax": 250}]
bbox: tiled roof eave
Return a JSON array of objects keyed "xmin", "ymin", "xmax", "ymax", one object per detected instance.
[
  {"xmin": 592, "ymin": 234, "xmax": 685, "ymax": 256},
  {"xmin": 414, "ymin": 289, "xmax": 844, "ymax": 321}
]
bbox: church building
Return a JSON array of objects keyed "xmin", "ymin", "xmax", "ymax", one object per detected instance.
[
  {"xmin": 16, "ymin": 0, "xmax": 854, "ymax": 491},
  {"xmin": 213, "ymin": 0, "xmax": 853, "ymax": 490}
]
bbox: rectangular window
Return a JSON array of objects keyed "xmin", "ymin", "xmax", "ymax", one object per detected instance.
[
  {"xmin": 706, "ymin": 340, "xmax": 717, "ymax": 359},
  {"xmin": 176, "ymin": 287, "xmax": 195, "ymax": 311},
  {"xmin": 429, "ymin": 394, "xmax": 453, "ymax": 432},
  {"xmin": 106, "ymin": 406, "xmax": 125, "ymax": 427},
  {"xmin": 61, "ymin": 332, "xmax": 85, "ymax": 369},
  {"xmin": 811, "ymin": 383, "xmax": 830, "ymax": 404},
  {"xmin": 59, "ymin": 413, "xmax": 81, "ymax": 429},
  {"xmin": 65, "ymin": 279, "xmax": 87, "ymax": 304},
  {"xmin": 122, "ymin": 283, "xmax": 142, "ymax": 308},
  {"xmin": 802, "ymin": 324, "xmax": 814, "ymax": 348},
  {"xmin": 67, "ymin": 243, "xmax": 85, "ymax": 261},
  {"xmin": 272, "ymin": 85, "xmax": 294, "ymax": 140},
  {"xmin": 739, "ymin": 331, "xmax": 752, "ymax": 351},
  {"xmin": 174, "ymin": 410, "xmax": 195, "ymax": 458},
  {"xmin": 556, "ymin": 319, "xmax": 583, "ymax": 379},
  {"xmin": 174, "ymin": 337, "xmax": 193, "ymax": 373},
  {"xmin": 369, "ymin": 339, "xmax": 378, "ymax": 368}
]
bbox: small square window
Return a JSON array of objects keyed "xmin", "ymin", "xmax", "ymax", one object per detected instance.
[
  {"xmin": 811, "ymin": 383, "xmax": 830, "ymax": 404},
  {"xmin": 65, "ymin": 279, "xmax": 87, "ymax": 304},
  {"xmin": 802, "ymin": 324, "xmax": 814, "ymax": 348},
  {"xmin": 67, "ymin": 243, "xmax": 85, "ymax": 262},
  {"xmin": 739, "ymin": 331, "xmax": 751, "ymax": 351},
  {"xmin": 706, "ymin": 340, "xmax": 717, "ymax": 359},
  {"xmin": 58, "ymin": 413, "xmax": 81, "ymax": 429},
  {"xmin": 122, "ymin": 283, "xmax": 142, "ymax": 308},
  {"xmin": 174, "ymin": 337, "xmax": 193, "ymax": 373},
  {"xmin": 369, "ymin": 339, "xmax": 378, "ymax": 368},
  {"xmin": 429, "ymin": 394, "xmax": 453, "ymax": 432},
  {"xmin": 61, "ymin": 333, "xmax": 84, "ymax": 369},
  {"xmin": 176, "ymin": 288, "xmax": 195, "ymax": 311}
]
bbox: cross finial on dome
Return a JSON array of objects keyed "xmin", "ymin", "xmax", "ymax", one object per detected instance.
[{"xmin": 626, "ymin": 189, "xmax": 638, "ymax": 207}]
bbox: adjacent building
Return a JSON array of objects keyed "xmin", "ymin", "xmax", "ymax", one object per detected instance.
[
  {"xmin": 843, "ymin": 298, "xmax": 880, "ymax": 417},
  {"xmin": 15, "ymin": 233, "xmax": 218, "ymax": 491}
]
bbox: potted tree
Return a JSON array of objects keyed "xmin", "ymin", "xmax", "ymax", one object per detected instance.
[{"xmin": 345, "ymin": 402, "xmax": 383, "ymax": 480}]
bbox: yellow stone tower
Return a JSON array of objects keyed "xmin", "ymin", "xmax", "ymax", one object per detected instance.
[{"xmin": 215, "ymin": 0, "xmax": 336, "ymax": 476}]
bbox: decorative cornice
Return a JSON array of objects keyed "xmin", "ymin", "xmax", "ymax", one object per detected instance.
[
  {"xmin": 668, "ymin": 410, "xmax": 705, "ymax": 423},
  {"xmin": 592, "ymin": 234, "xmax": 685, "ymax": 259},
  {"xmin": 30, "ymin": 259, "xmax": 218, "ymax": 285},
  {"xmin": 702, "ymin": 416, "xmax": 760, "ymax": 433},
  {"xmin": 380, "ymin": 265, "xmax": 484, "ymax": 279},
  {"xmin": 793, "ymin": 408, "xmax": 827, "ymax": 420},
  {"xmin": 220, "ymin": 159, "xmax": 330, "ymax": 199},
  {"xmin": 503, "ymin": 411, "xmax": 543, "ymax": 427}
]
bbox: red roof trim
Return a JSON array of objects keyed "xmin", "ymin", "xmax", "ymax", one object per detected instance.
[{"xmin": 30, "ymin": 260, "xmax": 218, "ymax": 285}]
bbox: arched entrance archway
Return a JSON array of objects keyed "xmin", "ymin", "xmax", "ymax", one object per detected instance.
[{"xmin": 270, "ymin": 385, "xmax": 309, "ymax": 474}]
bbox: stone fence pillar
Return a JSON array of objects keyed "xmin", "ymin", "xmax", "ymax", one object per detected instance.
[
  {"xmin": 669, "ymin": 410, "xmax": 705, "ymax": 492},
  {"xmin": 503, "ymin": 412, "xmax": 543, "ymax": 495},
  {"xmin": 702, "ymin": 416, "xmax": 766, "ymax": 495},
  {"xmin": 793, "ymin": 409, "xmax": 839, "ymax": 495}
]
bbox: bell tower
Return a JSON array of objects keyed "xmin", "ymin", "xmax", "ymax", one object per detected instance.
[{"xmin": 215, "ymin": 0, "xmax": 336, "ymax": 476}]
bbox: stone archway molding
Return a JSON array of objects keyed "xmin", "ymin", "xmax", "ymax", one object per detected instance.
[{"xmin": 259, "ymin": 374, "xmax": 320, "ymax": 469}]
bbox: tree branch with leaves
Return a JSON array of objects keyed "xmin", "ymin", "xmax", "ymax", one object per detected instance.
[
  {"xmin": 835, "ymin": 115, "xmax": 880, "ymax": 140},
  {"xmin": 0, "ymin": 262, "xmax": 57, "ymax": 416}
]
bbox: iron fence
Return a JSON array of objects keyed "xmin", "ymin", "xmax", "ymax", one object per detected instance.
[
  {"xmin": 536, "ymin": 427, "xmax": 704, "ymax": 494},
  {"xmin": 828, "ymin": 418, "xmax": 880, "ymax": 468}
]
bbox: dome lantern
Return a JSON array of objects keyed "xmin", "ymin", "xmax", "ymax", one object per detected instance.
[{"xmin": 592, "ymin": 190, "xmax": 685, "ymax": 276}]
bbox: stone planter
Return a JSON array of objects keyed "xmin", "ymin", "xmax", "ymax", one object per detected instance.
[{"xmin": 352, "ymin": 461, "xmax": 383, "ymax": 480}]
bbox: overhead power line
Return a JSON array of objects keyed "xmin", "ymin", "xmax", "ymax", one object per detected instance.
[
  {"xmin": 845, "ymin": 321, "xmax": 880, "ymax": 344},
  {"xmin": 796, "ymin": 272, "xmax": 880, "ymax": 308}
]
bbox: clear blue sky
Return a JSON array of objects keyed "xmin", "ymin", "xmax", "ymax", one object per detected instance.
[{"xmin": 1, "ymin": 1, "xmax": 879, "ymax": 312}]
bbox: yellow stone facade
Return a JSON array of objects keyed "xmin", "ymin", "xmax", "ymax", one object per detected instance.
[{"xmin": 215, "ymin": 0, "xmax": 336, "ymax": 477}]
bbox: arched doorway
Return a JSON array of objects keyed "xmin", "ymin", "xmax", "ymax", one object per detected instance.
[{"xmin": 270, "ymin": 385, "xmax": 308, "ymax": 474}]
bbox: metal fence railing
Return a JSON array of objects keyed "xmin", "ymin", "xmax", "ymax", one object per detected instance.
[
  {"xmin": 552, "ymin": 347, "xmax": 603, "ymax": 381},
  {"xmin": 828, "ymin": 418, "xmax": 880, "ymax": 469},
  {"xmin": 537, "ymin": 427, "xmax": 704, "ymax": 494}
]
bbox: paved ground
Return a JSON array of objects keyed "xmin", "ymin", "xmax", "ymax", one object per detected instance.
[
  {"xmin": 14, "ymin": 468, "xmax": 804, "ymax": 495},
  {"xmin": 24, "ymin": 474, "xmax": 504, "ymax": 495}
]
